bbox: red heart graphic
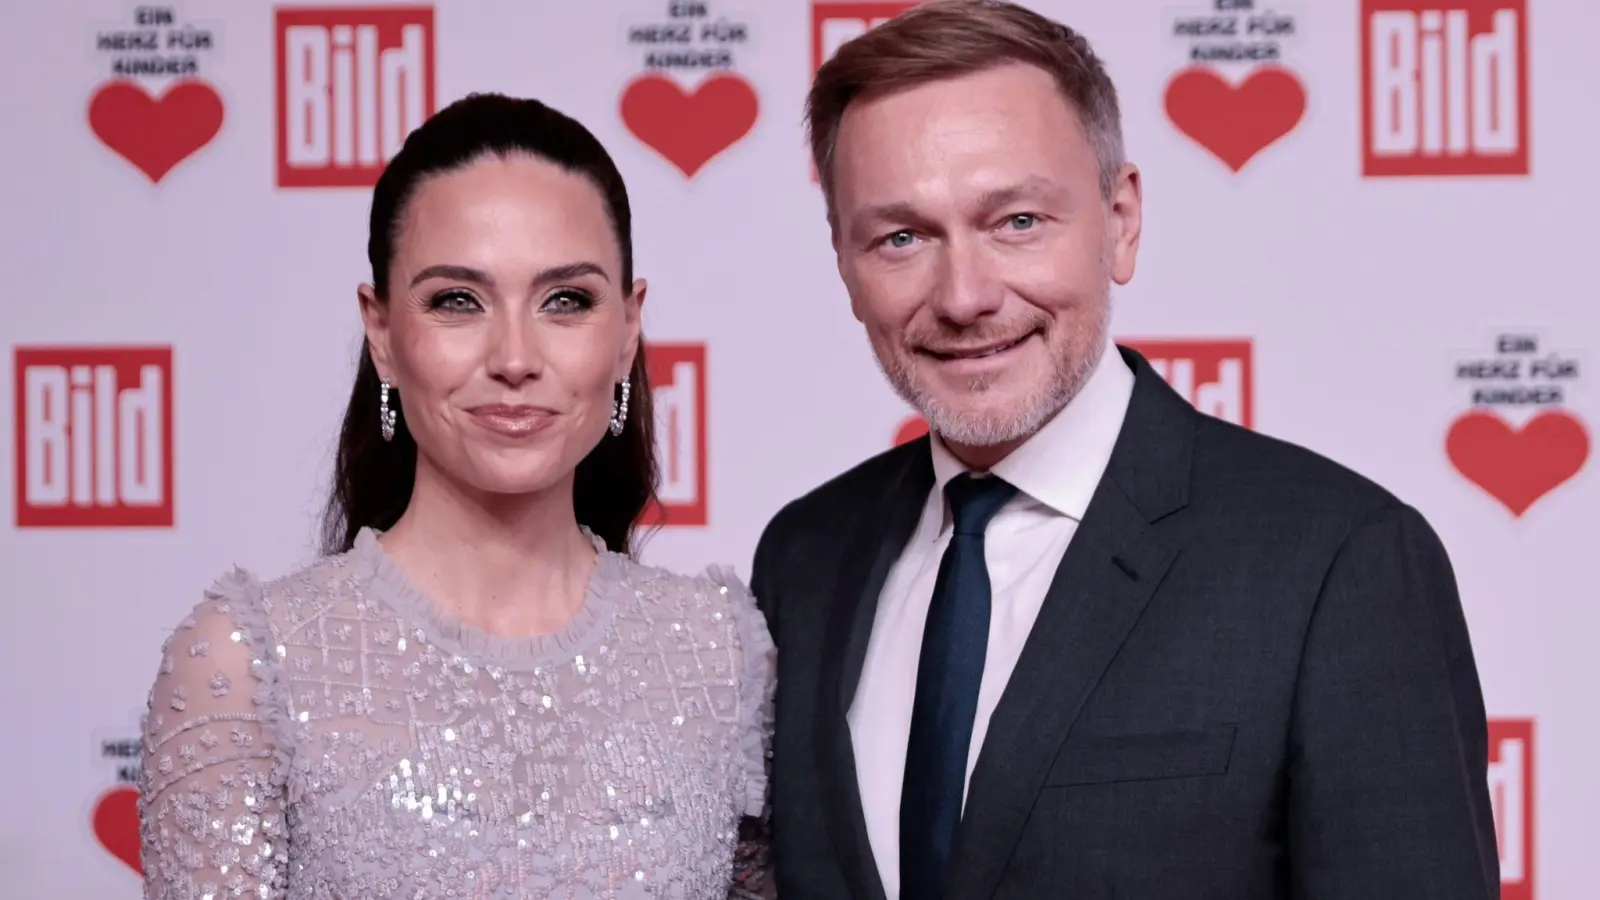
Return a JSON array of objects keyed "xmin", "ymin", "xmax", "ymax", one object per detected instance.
[
  {"xmin": 92, "ymin": 785, "xmax": 142, "ymax": 875},
  {"xmin": 1446, "ymin": 409, "xmax": 1590, "ymax": 516},
  {"xmin": 894, "ymin": 416, "xmax": 929, "ymax": 447},
  {"xmin": 1164, "ymin": 65, "xmax": 1306, "ymax": 172},
  {"xmin": 620, "ymin": 73, "xmax": 759, "ymax": 178},
  {"xmin": 88, "ymin": 79, "xmax": 225, "ymax": 183}
]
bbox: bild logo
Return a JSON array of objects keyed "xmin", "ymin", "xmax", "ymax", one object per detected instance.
[
  {"xmin": 275, "ymin": 5, "xmax": 435, "ymax": 188},
  {"xmin": 644, "ymin": 343, "xmax": 709, "ymax": 527},
  {"xmin": 1361, "ymin": 0, "xmax": 1529, "ymax": 176},
  {"xmin": 1124, "ymin": 338, "xmax": 1254, "ymax": 429},
  {"xmin": 14, "ymin": 347, "xmax": 174, "ymax": 528},
  {"xmin": 1488, "ymin": 718, "xmax": 1535, "ymax": 900}
]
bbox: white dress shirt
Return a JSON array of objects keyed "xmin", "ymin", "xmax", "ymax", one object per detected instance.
[{"xmin": 846, "ymin": 337, "xmax": 1136, "ymax": 898}]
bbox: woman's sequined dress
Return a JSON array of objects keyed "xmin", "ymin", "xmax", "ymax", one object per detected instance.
[{"xmin": 137, "ymin": 528, "xmax": 774, "ymax": 899}]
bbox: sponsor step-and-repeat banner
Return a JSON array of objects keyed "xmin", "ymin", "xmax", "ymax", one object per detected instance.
[{"xmin": 1, "ymin": 0, "xmax": 1593, "ymax": 896}]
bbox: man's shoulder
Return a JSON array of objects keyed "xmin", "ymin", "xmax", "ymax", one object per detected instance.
[
  {"xmin": 1188, "ymin": 411, "xmax": 1403, "ymax": 519},
  {"xmin": 758, "ymin": 440, "xmax": 923, "ymax": 544}
]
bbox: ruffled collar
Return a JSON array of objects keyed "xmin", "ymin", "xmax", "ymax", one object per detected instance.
[{"xmin": 351, "ymin": 526, "xmax": 624, "ymax": 671}]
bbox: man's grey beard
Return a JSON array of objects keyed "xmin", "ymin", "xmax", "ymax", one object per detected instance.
[{"xmin": 877, "ymin": 290, "xmax": 1111, "ymax": 449}]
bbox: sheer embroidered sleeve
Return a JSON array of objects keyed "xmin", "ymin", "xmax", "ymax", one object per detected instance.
[
  {"xmin": 709, "ymin": 566, "xmax": 777, "ymax": 900},
  {"xmin": 138, "ymin": 569, "xmax": 293, "ymax": 899}
]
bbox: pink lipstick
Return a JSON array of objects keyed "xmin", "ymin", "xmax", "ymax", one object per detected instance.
[{"xmin": 466, "ymin": 404, "xmax": 556, "ymax": 438}]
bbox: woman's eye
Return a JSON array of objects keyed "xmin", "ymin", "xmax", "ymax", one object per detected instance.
[
  {"xmin": 430, "ymin": 290, "xmax": 480, "ymax": 312},
  {"xmin": 544, "ymin": 290, "xmax": 594, "ymax": 313}
]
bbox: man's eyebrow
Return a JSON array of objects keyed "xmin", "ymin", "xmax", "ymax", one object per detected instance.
[
  {"xmin": 846, "ymin": 177, "xmax": 1070, "ymax": 241},
  {"xmin": 972, "ymin": 176, "xmax": 1069, "ymax": 213}
]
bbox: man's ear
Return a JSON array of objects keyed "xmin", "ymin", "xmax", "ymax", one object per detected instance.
[
  {"xmin": 358, "ymin": 284, "xmax": 394, "ymax": 379},
  {"xmin": 827, "ymin": 208, "xmax": 867, "ymax": 324},
  {"xmin": 1107, "ymin": 163, "xmax": 1143, "ymax": 286},
  {"xmin": 832, "ymin": 243, "xmax": 868, "ymax": 325}
]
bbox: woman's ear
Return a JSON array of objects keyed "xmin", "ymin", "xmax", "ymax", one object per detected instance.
[
  {"xmin": 619, "ymin": 278, "xmax": 646, "ymax": 380},
  {"xmin": 358, "ymin": 284, "xmax": 394, "ymax": 380}
]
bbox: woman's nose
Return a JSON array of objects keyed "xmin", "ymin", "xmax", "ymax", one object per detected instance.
[{"xmin": 485, "ymin": 317, "xmax": 541, "ymax": 384}]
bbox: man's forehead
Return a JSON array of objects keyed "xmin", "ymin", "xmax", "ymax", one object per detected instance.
[
  {"xmin": 833, "ymin": 90, "xmax": 1090, "ymax": 180},
  {"xmin": 849, "ymin": 172, "xmax": 1070, "ymax": 221}
]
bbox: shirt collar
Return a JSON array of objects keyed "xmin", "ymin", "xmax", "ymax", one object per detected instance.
[{"xmin": 928, "ymin": 335, "xmax": 1135, "ymax": 520}]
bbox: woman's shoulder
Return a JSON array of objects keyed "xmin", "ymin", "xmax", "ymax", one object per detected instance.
[
  {"xmin": 605, "ymin": 551, "xmax": 774, "ymax": 666},
  {"xmin": 605, "ymin": 551, "xmax": 761, "ymax": 621},
  {"xmin": 605, "ymin": 552, "xmax": 770, "ymax": 643},
  {"xmin": 172, "ymin": 539, "xmax": 377, "ymax": 643},
  {"xmin": 140, "ymin": 551, "xmax": 362, "ymax": 784}
]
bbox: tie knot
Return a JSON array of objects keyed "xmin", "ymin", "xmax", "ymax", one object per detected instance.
[{"xmin": 944, "ymin": 473, "xmax": 1017, "ymax": 536}]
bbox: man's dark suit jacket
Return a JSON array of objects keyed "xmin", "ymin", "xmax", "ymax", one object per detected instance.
[{"xmin": 748, "ymin": 345, "xmax": 1499, "ymax": 900}]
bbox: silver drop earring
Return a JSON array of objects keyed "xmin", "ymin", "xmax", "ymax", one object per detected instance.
[
  {"xmin": 379, "ymin": 377, "xmax": 397, "ymax": 442},
  {"xmin": 608, "ymin": 377, "xmax": 631, "ymax": 436}
]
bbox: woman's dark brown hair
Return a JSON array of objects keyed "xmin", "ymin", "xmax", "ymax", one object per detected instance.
[{"xmin": 320, "ymin": 93, "xmax": 658, "ymax": 557}]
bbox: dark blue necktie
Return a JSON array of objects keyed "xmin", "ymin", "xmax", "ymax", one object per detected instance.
[{"xmin": 900, "ymin": 472, "xmax": 1018, "ymax": 900}]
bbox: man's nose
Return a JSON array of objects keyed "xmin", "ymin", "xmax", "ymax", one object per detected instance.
[{"xmin": 927, "ymin": 237, "xmax": 1005, "ymax": 325}]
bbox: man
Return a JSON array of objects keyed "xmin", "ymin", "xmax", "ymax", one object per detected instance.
[{"xmin": 748, "ymin": 1, "xmax": 1500, "ymax": 898}]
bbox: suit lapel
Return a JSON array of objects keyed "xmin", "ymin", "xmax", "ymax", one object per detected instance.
[
  {"xmin": 815, "ymin": 442, "xmax": 933, "ymax": 900},
  {"xmin": 945, "ymin": 346, "xmax": 1197, "ymax": 900}
]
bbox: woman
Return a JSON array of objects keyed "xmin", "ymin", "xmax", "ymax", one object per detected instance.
[{"xmin": 137, "ymin": 93, "xmax": 774, "ymax": 899}]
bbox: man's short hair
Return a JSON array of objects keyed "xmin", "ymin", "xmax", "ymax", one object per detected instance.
[{"xmin": 807, "ymin": 0, "xmax": 1126, "ymax": 211}]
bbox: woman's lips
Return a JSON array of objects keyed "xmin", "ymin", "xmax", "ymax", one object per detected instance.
[{"xmin": 465, "ymin": 404, "xmax": 557, "ymax": 437}]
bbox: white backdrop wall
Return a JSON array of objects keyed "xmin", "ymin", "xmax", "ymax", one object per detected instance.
[{"xmin": 1, "ymin": 0, "xmax": 1592, "ymax": 896}]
